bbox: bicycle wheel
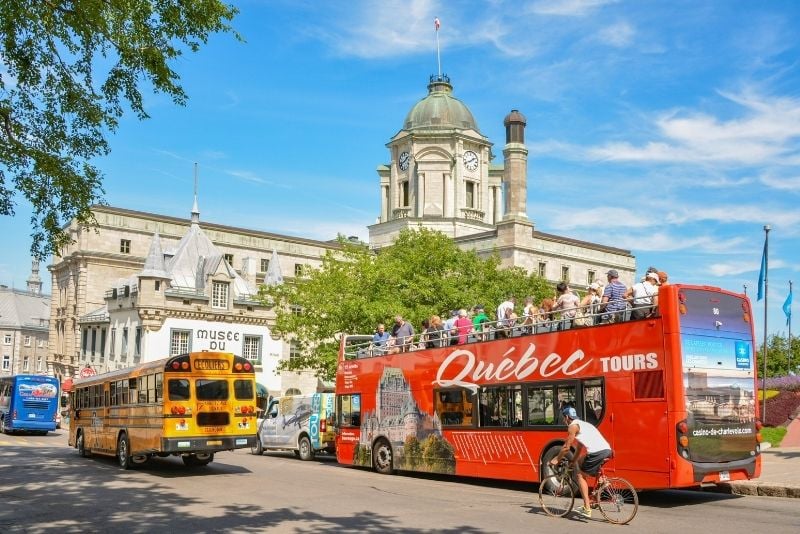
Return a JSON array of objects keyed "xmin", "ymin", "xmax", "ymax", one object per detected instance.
[
  {"xmin": 539, "ymin": 475, "xmax": 575, "ymax": 517},
  {"xmin": 596, "ymin": 477, "xmax": 638, "ymax": 524}
]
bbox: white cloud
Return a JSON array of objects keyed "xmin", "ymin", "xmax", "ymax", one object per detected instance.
[
  {"xmin": 529, "ymin": 0, "xmax": 618, "ymax": 17},
  {"xmin": 760, "ymin": 173, "xmax": 800, "ymax": 192},
  {"xmin": 596, "ymin": 21, "xmax": 635, "ymax": 48},
  {"xmin": 664, "ymin": 205, "xmax": 800, "ymax": 227},
  {"xmin": 224, "ymin": 169, "xmax": 290, "ymax": 188},
  {"xmin": 709, "ymin": 259, "xmax": 787, "ymax": 277},
  {"xmin": 545, "ymin": 206, "xmax": 651, "ymax": 230}
]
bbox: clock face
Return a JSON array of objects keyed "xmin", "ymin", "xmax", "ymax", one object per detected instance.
[
  {"xmin": 463, "ymin": 150, "xmax": 479, "ymax": 171},
  {"xmin": 398, "ymin": 151, "xmax": 410, "ymax": 171}
]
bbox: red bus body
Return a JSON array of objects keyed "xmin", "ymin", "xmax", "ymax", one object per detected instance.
[{"xmin": 335, "ymin": 284, "xmax": 762, "ymax": 489}]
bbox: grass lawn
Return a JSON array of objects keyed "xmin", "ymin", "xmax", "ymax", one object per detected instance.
[{"xmin": 762, "ymin": 426, "xmax": 788, "ymax": 447}]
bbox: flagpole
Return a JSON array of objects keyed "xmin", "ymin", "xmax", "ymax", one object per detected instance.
[
  {"xmin": 761, "ymin": 225, "xmax": 770, "ymax": 421},
  {"xmin": 789, "ymin": 280, "xmax": 793, "ymax": 373},
  {"xmin": 435, "ymin": 19, "xmax": 441, "ymax": 77}
]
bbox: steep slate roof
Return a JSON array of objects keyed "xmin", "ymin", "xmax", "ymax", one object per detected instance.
[
  {"xmin": 0, "ymin": 287, "xmax": 50, "ymax": 329},
  {"xmin": 138, "ymin": 232, "xmax": 170, "ymax": 279}
]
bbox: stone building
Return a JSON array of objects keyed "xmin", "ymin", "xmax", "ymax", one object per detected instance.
[
  {"xmin": 370, "ymin": 75, "xmax": 635, "ymax": 288},
  {"xmin": 48, "ymin": 200, "xmax": 340, "ymax": 395},
  {"xmin": 0, "ymin": 261, "xmax": 50, "ymax": 376}
]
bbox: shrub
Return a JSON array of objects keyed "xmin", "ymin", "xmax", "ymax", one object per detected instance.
[
  {"xmin": 764, "ymin": 375, "xmax": 800, "ymax": 392},
  {"xmin": 763, "ymin": 390, "xmax": 800, "ymax": 427}
]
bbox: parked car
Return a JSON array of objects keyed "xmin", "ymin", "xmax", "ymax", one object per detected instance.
[{"xmin": 251, "ymin": 393, "xmax": 335, "ymax": 460}]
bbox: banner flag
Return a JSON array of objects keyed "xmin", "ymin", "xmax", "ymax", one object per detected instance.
[
  {"xmin": 784, "ymin": 287, "xmax": 792, "ymax": 326},
  {"xmin": 757, "ymin": 238, "xmax": 767, "ymax": 301}
]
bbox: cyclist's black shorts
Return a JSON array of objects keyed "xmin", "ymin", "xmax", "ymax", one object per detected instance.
[{"xmin": 581, "ymin": 449, "xmax": 613, "ymax": 475}]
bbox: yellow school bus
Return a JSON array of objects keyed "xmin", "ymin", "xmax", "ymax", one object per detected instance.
[{"xmin": 67, "ymin": 352, "xmax": 258, "ymax": 469}]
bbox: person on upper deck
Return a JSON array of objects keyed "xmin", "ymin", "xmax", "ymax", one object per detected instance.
[
  {"xmin": 553, "ymin": 282, "xmax": 581, "ymax": 330},
  {"xmin": 496, "ymin": 296, "xmax": 516, "ymax": 338},
  {"xmin": 454, "ymin": 309, "xmax": 473, "ymax": 345},
  {"xmin": 626, "ymin": 271, "xmax": 660, "ymax": 320},
  {"xmin": 601, "ymin": 269, "xmax": 627, "ymax": 323},
  {"xmin": 372, "ymin": 324, "xmax": 390, "ymax": 346},
  {"xmin": 472, "ymin": 306, "xmax": 490, "ymax": 341},
  {"xmin": 393, "ymin": 315, "xmax": 415, "ymax": 352}
]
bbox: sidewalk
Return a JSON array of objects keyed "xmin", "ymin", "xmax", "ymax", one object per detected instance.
[{"xmin": 719, "ymin": 417, "xmax": 800, "ymax": 498}]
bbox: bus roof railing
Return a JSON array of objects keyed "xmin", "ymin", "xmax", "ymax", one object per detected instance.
[{"xmin": 342, "ymin": 302, "xmax": 661, "ymax": 360}]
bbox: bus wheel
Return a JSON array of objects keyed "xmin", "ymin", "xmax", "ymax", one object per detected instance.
[
  {"xmin": 183, "ymin": 453, "xmax": 213, "ymax": 467},
  {"xmin": 117, "ymin": 433, "xmax": 131, "ymax": 470},
  {"xmin": 76, "ymin": 430, "xmax": 90, "ymax": 458},
  {"xmin": 298, "ymin": 435, "xmax": 315, "ymax": 461},
  {"xmin": 372, "ymin": 438, "xmax": 394, "ymax": 475},
  {"xmin": 541, "ymin": 444, "xmax": 567, "ymax": 480},
  {"xmin": 251, "ymin": 436, "xmax": 264, "ymax": 455},
  {"xmin": 131, "ymin": 454, "xmax": 150, "ymax": 466}
]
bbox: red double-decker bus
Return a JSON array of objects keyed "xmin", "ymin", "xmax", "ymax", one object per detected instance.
[{"xmin": 334, "ymin": 284, "xmax": 762, "ymax": 490}]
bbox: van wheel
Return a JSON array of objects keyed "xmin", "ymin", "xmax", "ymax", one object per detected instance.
[
  {"xmin": 76, "ymin": 430, "xmax": 90, "ymax": 457},
  {"xmin": 251, "ymin": 436, "xmax": 264, "ymax": 455},
  {"xmin": 372, "ymin": 438, "xmax": 394, "ymax": 475},
  {"xmin": 117, "ymin": 433, "xmax": 131, "ymax": 470},
  {"xmin": 298, "ymin": 435, "xmax": 315, "ymax": 461}
]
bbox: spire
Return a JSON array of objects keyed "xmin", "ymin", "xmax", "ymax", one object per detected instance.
[
  {"xmin": 138, "ymin": 232, "xmax": 171, "ymax": 279},
  {"xmin": 26, "ymin": 258, "xmax": 42, "ymax": 295},
  {"xmin": 191, "ymin": 162, "xmax": 200, "ymax": 225}
]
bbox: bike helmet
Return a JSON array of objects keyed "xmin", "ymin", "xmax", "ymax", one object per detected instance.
[{"xmin": 562, "ymin": 406, "xmax": 578, "ymax": 419}]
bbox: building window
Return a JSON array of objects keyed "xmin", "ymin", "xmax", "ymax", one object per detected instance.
[
  {"xmin": 561, "ymin": 265, "xmax": 570, "ymax": 282},
  {"xmin": 260, "ymin": 258, "xmax": 269, "ymax": 272},
  {"xmin": 135, "ymin": 327, "xmax": 142, "ymax": 356},
  {"xmin": 170, "ymin": 330, "xmax": 191, "ymax": 356},
  {"xmin": 121, "ymin": 327, "xmax": 129, "ymax": 357},
  {"xmin": 38, "ymin": 339, "xmax": 45, "ymax": 348},
  {"xmin": 2, "ymin": 355, "xmax": 9, "ymax": 370},
  {"xmin": 212, "ymin": 282, "xmax": 229, "ymax": 309},
  {"xmin": 243, "ymin": 335, "xmax": 261, "ymax": 363},
  {"xmin": 24, "ymin": 335, "xmax": 31, "ymax": 346},
  {"xmin": 3, "ymin": 334, "xmax": 10, "ymax": 345},
  {"xmin": 81, "ymin": 329, "xmax": 88, "ymax": 356},
  {"xmin": 588, "ymin": 270, "xmax": 596, "ymax": 285},
  {"xmin": 290, "ymin": 305, "xmax": 303, "ymax": 316},
  {"xmin": 91, "ymin": 329, "xmax": 97, "ymax": 356},
  {"xmin": 120, "ymin": 239, "xmax": 131, "ymax": 254},
  {"xmin": 465, "ymin": 181, "xmax": 475, "ymax": 209},
  {"xmin": 294, "ymin": 264, "xmax": 304, "ymax": 277},
  {"xmin": 110, "ymin": 328, "xmax": 116, "ymax": 357},
  {"xmin": 155, "ymin": 280, "xmax": 161, "ymax": 291},
  {"xmin": 223, "ymin": 253, "xmax": 234, "ymax": 266},
  {"xmin": 36, "ymin": 356, "xmax": 43, "ymax": 372},
  {"xmin": 538, "ymin": 262, "xmax": 547, "ymax": 278},
  {"xmin": 400, "ymin": 181, "xmax": 409, "ymax": 207},
  {"xmin": 289, "ymin": 341, "xmax": 301, "ymax": 361},
  {"xmin": 101, "ymin": 328, "xmax": 107, "ymax": 356},
  {"xmin": 22, "ymin": 357, "xmax": 29, "ymax": 372}
]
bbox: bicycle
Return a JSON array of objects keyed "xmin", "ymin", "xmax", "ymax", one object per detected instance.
[{"xmin": 538, "ymin": 458, "xmax": 638, "ymax": 524}]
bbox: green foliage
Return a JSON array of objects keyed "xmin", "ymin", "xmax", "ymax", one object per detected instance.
[
  {"xmin": 261, "ymin": 228, "xmax": 553, "ymax": 380},
  {"xmin": 420, "ymin": 434, "xmax": 455, "ymax": 474},
  {"xmin": 402, "ymin": 435, "xmax": 422, "ymax": 470},
  {"xmin": 756, "ymin": 334, "xmax": 800, "ymax": 378},
  {"xmin": 760, "ymin": 426, "xmax": 786, "ymax": 447},
  {"xmin": 0, "ymin": 0, "xmax": 239, "ymax": 258}
]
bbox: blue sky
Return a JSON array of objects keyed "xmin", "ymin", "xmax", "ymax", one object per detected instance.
[{"xmin": 1, "ymin": 0, "xmax": 798, "ymax": 339}]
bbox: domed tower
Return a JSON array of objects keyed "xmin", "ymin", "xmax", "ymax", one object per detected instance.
[
  {"xmin": 502, "ymin": 109, "xmax": 529, "ymax": 222},
  {"xmin": 369, "ymin": 75, "xmax": 503, "ymax": 249}
]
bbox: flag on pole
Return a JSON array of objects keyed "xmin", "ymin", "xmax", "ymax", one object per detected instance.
[
  {"xmin": 434, "ymin": 17, "xmax": 441, "ymax": 31},
  {"xmin": 784, "ymin": 287, "xmax": 793, "ymax": 326},
  {"xmin": 757, "ymin": 238, "xmax": 767, "ymax": 301}
]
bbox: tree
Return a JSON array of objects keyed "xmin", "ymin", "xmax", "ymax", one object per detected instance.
[
  {"xmin": 0, "ymin": 0, "xmax": 239, "ymax": 258},
  {"xmin": 756, "ymin": 334, "xmax": 800, "ymax": 378},
  {"xmin": 261, "ymin": 228, "xmax": 553, "ymax": 380}
]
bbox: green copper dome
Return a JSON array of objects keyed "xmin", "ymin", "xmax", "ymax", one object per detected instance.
[{"xmin": 403, "ymin": 75, "xmax": 479, "ymax": 132}]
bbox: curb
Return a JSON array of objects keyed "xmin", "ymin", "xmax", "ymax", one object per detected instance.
[{"xmin": 714, "ymin": 482, "xmax": 800, "ymax": 499}]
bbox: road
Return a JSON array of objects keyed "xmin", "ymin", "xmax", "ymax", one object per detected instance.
[{"xmin": 0, "ymin": 431, "xmax": 797, "ymax": 533}]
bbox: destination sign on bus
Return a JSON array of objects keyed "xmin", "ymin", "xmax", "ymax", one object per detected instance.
[{"xmin": 194, "ymin": 359, "xmax": 230, "ymax": 371}]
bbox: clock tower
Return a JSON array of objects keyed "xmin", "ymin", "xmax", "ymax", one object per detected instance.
[{"xmin": 369, "ymin": 75, "xmax": 504, "ymax": 249}]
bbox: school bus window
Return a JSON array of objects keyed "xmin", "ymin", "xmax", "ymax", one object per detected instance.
[
  {"xmin": 434, "ymin": 388, "xmax": 473, "ymax": 426},
  {"xmin": 119, "ymin": 380, "xmax": 129, "ymax": 405},
  {"xmin": 527, "ymin": 386, "xmax": 556, "ymax": 425},
  {"xmin": 168, "ymin": 379, "xmax": 190, "ymax": 401},
  {"xmin": 104, "ymin": 389, "xmax": 110, "ymax": 407},
  {"xmin": 196, "ymin": 379, "xmax": 228, "ymax": 400},
  {"xmin": 155, "ymin": 373, "xmax": 163, "ymax": 402},
  {"xmin": 234, "ymin": 379, "xmax": 254, "ymax": 400}
]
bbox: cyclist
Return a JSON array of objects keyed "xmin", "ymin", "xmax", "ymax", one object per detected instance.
[{"xmin": 549, "ymin": 405, "xmax": 613, "ymax": 518}]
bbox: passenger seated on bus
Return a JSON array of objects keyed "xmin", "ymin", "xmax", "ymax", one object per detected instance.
[
  {"xmin": 426, "ymin": 315, "xmax": 445, "ymax": 348},
  {"xmin": 584, "ymin": 401, "xmax": 599, "ymax": 424}
]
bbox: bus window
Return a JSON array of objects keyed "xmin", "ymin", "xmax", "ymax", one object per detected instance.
[
  {"xmin": 479, "ymin": 385, "xmax": 523, "ymax": 427},
  {"xmin": 583, "ymin": 379, "xmax": 604, "ymax": 424},
  {"xmin": 234, "ymin": 380, "xmax": 254, "ymax": 400},
  {"xmin": 435, "ymin": 389, "xmax": 473, "ymax": 426},
  {"xmin": 168, "ymin": 379, "xmax": 190, "ymax": 401},
  {"xmin": 527, "ymin": 386, "xmax": 555, "ymax": 425},
  {"xmin": 196, "ymin": 379, "xmax": 229, "ymax": 400},
  {"xmin": 339, "ymin": 393, "xmax": 361, "ymax": 427},
  {"xmin": 555, "ymin": 384, "xmax": 577, "ymax": 425},
  {"xmin": 128, "ymin": 378, "xmax": 139, "ymax": 404},
  {"xmin": 155, "ymin": 374, "xmax": 163, "ymax": 402}
]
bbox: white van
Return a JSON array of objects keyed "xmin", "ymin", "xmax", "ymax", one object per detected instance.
[{"xmin": 251, "ymin": 393, "xmax": 335, "ymax": 460}]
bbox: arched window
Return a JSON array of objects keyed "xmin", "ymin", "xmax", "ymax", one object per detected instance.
[{"xmin": 284, "ymin": 388, "xmax": 302, "ymax": 396}]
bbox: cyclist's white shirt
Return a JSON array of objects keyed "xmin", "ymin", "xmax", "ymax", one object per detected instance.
[{"xmin": 572, "ymin": 418, "xmax": 611, "ymax": 453}]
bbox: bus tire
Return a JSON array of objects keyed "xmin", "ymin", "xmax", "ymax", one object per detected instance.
[
  {"xmin": 117, "ymin": 432, "xmax": 132, "ymax": 470},
  {"xmin": 76, "ymin": 430, "xmax": 90, "ymax": 458},
  {"xmin": 541, "ymin": 444, "xmax": 567, "ymax": 480},
  {"xmin": 251, "ymin": 436, "xmax": 264, "ymax": 455},
  {"xmin": 298, "ymin": 435, "xmax": 315, "ymax": 461},
  {"xmin": 372, "ymin": 438, "xmax": 394, "ymax": 475},
  {"xmin": 183, "ymin": 453, "xmax": 214, "ymax": 467}
]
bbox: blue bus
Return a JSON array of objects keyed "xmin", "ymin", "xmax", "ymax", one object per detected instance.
[{"xmin": 0, "ymin": 375, "xmax": 60, "ymax": 435}]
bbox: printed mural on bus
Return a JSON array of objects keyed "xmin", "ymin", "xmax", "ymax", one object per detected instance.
[
  {"xmin": 679, "ymin": 289, "xmax": 757, "ymax": 462},
  {"xmin": 352, "ymin": 367, "xmax": 455, "ymax": 474},
  {"xmin": 18, "ymin": 382, "xmax": 58, "ymax": 399}
]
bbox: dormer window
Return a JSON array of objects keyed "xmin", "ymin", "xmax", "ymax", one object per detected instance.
[
  {"xmin": 212, "ymin": 281, "xmax": 229, "ymax": 309},
  {"xmin": 223, "ymin": 254, "xmax": 234, "ymax": 266}
]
